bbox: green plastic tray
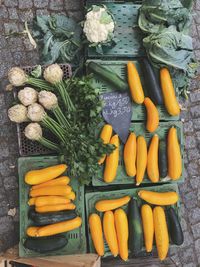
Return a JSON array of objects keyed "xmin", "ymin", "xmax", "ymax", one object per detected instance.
[
  {"xmin": 85, "ymin": 183, "xmax": 180, "ymax": 257},
  {"xmin": 87, "ymin": 59, "xmax": 180, "ymax": 121},
  {"xmin": 86, "ymin": 3, "xmax": 145, "ymax": 58},
  {"xmin": 92, "ymin": 121, "xmax": 184, "ymax": 186},
  {"xmin": 18, "ymin": 156, "xmax": 86, "ymax": 257}
]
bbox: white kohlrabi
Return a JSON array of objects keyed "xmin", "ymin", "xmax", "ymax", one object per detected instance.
[
  {"xmin": 18, "ymin": 87, "xmax": 38, "ymax": 106},
  {"xmin": 38, "ymin": 90, "xmax": 70, "ymax": 129},
  {"xmin": 83, "ymin": 5, "xmax": 115, "ymax": 44},
  {"xmin": 8, "ymin": 104, "xmax": 28, "ymax": 123},
  {"xmin": 25, "ymin": 123, "xmax": 60, "ymax": 152}
]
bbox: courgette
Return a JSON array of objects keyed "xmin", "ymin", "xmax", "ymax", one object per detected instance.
[
  {"xmin": 158, "ymin": 140, "xmax": 168, "ymax": 178},
  {"xmin": 166, "ymin": 207, "xmax": 184, "ymax": 246},
  {"xmin": 128, "ymin": 198, "xmax": 143, "ymax": 255},
  {"xmin": 142, "ymin": 58, "xmax": 163, "ymax": 105},
  {"xmin": 28, "ymin": 209, "xmax": 77, "ymax": 226},
  {"xmin": 24, "ymin": 235, "xmax": 68, "ymax": 253},
  {"xmin": 87, "ymin": 61, "xmax": 128, "ymax": 92}
]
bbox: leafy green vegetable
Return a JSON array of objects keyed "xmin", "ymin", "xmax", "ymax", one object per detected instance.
[
  {"xmin": 138, "ymin": 0, "xmax": 192, "ymax": 34},
  {"xmin": 32, "ymin": 15, "xmax": 83, "ymax": 65},
  {"xmin": 143, "ymin": 26, "xmax": 198, "ymax": 97},
  {"xmin": 31, "ymin": 65, "xmax": 42, "ymax": 78},
  {"xmin": 100, "ymin": 11, "xmax": 113, "ymax": 24}
]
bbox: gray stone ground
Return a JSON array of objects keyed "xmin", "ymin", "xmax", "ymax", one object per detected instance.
[{"xmin": 0, "ymin": 0, "xmax": 199, "ymax": 266}]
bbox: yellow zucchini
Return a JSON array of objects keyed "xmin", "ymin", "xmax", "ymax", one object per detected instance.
[
  {"xmin": 136, "ymin": 136, "xmax": 147, "ymax": 186},
  {"xmin": 104, "ymin": 134, "xmax": 119, "ymax": 183},
  {"xmin": 153, "ymin": 206, "xmax": 169, "ymax": 261},
  {"xmin": 89, "ymin": 213, "xmax": 104, "ymax": 256},
  {"xmin": 147, "ymin": 134, "xmax": 159, "ymax": 183},
  {"xmin": 141, "ymin": 204, "xmax": 154, "ymax": 252},
  {"xmin": 124, "ymin": 132, "xmax": 136, "ymax": 177},
  {"xmin": 25, "ymin": 164, "xmax": 67, "ymax": 185},
  {"xmin": 138, "ymin": 190, "xmax": 178, "ymax": 205},
  {"xmin": 98, "ymin": 124, "xmax": 113, "ymax": 164},
  {"xmin": 95, "ymin": 196, "xmax": 130, "ymax": 212}
]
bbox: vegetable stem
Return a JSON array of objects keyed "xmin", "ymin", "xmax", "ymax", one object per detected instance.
[
  {"xmin": 53, "ymin": 106, "xmax": 71, "ymax": 129},
  {"xmin": 39, "ymin": 137, "xmax": 61, "ymax": 152},
  {"xmin": 28, "ymin": 77, "xmax": 54, "ymax": 91},
  {"xmin": 56, "ymin": 81, "xmax": 75, "ymax": 112}
]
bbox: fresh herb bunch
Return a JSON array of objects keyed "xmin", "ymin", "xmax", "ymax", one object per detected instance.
[
  {"xmin": 62, "ymin": 75, "xmax": 115, "ymax": 184},
  {"xmin": 32, "ymin": 15, "xmax": 84, "ymax": 65}
]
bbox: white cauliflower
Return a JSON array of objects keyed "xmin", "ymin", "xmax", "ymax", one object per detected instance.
[
  {"xmin": 83, "ymin": 5, "xmax": 115, "ymax": 44},
  {"xmin": 8, "ymin": 104, "xmax": 28, "ymax": 123},
  {"xmin": 18, "ymin": 87, "xmax": 38, "ymax": 106}
]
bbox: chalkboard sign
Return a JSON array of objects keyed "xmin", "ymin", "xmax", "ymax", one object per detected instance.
[{"xmin": 101, "ymin": 92, "xmax": 132, "ymax": 143}]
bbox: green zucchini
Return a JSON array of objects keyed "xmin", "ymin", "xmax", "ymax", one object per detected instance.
[
  {"xmin": 166, "ymin": 207, "xmax": 184, "ymax": 246},
  {"xmin": 128, "ymin": 197, "xmax": 143, "ymax": 255},
  {"xmin": 142, "ymin": 58, "xmax": 163, "ymax": 105},
  {"xmin": 87, "ymin": 61, "xmax": 128, "ymax": 92},
  {"xmin": 158, "ymin": 140, "xmax": 168, "ymax": 178},
  {"xmin": 28, "ymin": 209, "xmax": 77, "ymax": 226},
  {"xmin": 24, "ymin": 235, "xmax": 68, "ymax": 253}
]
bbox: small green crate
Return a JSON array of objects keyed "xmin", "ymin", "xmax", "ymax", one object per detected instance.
[
  {"xmin": 18, "ymin": 156, "xmax": 86, "ymax": 257},
  {"xmin": 85, "ymin": 183, "xmax": 180, "ymax": 257},
  {"xmin": 92, "ymin": 121, "xmax": 184, "ymax": 186},
  {"xmin": 86, "ymin": 3, "xmax": 145, "ymax": 58},
  {"xmin": 87, "ymin": 59, "xmax": 180, "ymax": 121}
]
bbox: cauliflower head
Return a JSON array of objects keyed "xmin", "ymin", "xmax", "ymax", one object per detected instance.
[{"xmin": 83, "ymin": 5, "xmax": 115, "ymax": 44}]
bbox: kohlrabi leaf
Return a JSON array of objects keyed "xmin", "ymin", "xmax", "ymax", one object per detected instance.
[{"xmin": 31, "ymin": 65, "xmax": 42, "ymax": 78}]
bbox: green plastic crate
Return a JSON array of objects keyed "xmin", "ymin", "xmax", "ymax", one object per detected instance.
[
  {"xmin": 18, "ymin": 156, "xmax": 86, "ymax": 257},
  {"xmin": 87, "ymin": 59, "xmax": 180, "ymax": 121},
  {"xmin": 92, "ymin": 121, "xmax": 184, "ymax": 186},
  {"xmin": 85, "ymin": 183, "xmax": 180, "ymax": 257},
  {"xmin": 86, "ymin": 3, "xmax": 145, "ymax": 58}
]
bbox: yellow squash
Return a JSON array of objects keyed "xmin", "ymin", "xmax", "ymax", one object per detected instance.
[
  {"xmin": 138, "ymin": 190, "xmax": 178, "ymax": 205},
  {"xmin": 160, "ymin": 68, "xmax": 180, "ymax": 116},
  {"xmin": 153, "ymin": 206, "xmax": 169, "ymax": 261},
  {"xmin": 30, "ymin": 185, "xmax": 72, "ymax": 197},
  {"xmin": 26, "ymin": 226, "xmax": 40, "ymax": 237},
  {"xmin": 95, "ymin": 196, "xmax": 131, "ymax": 212},
  {"xmin": 89, "ymin": 214, "xmax": 104, "ymax": 256},
  {"xmin": 127, "ymin": 62, "xmax": 145, "ymax": 104},
  {"xmin": 28, "ymin": 197, "xmax": 36, "ymax": 206},
  {"xmin": 104, "ymin": 134, "xmax": 119, "ymax": 183},
  {"xmin": 114, "ymin": 208, "xmax": 129, "ymax": 261},
  {"xmin": 147, "ymin": 134, "xmax": 159, "ymax": 183},
  {"xmin": 98, "ymin": 124, "xmax": 113, "ymax": 164},
  {"xmin": 65, "ymin": 191, "xmax": 76, "ymax": 201},
  {"xmin": 124, "ymin": 132, "xmax": 136, "ymax": 177},
  {"xmin": 31, "ymin": 176, "xmax": 70, "ymax": 190},
  {"xmin": 141, "ymin": 204, "xmax": 154, "ymax": 252},
  {"xmin": 35, "ymin": 196, "xmax": 71, "ymax": 207},
  {"xmin": 168, "ymin": 127, "xmax": 182, "ymax": 180},
  {"xmin": 35, "ymin": 203, "xmax": 76, "ymax": 213},
  {"xmin": 136, "ymin": 136, "xmax": 147, "ymax": 186},
  {"xmin": 144, "ymin": 97, "xmax": 159, "ymax": 132},
  {"xmin": 103, "ymin": 211, "xmax": 119, "ymax": 257},
  {"xmin": 25, "ymin": 164, "xmax": 67, "ymax": 185},
  {"xmin": 37, "ymin": 217, "xmax": 82, "ymax": 237}
]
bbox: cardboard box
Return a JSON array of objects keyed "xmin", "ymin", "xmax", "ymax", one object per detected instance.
[{"xmin": 0, "ymin": 247, "xmax": 100, "ymax": 267}]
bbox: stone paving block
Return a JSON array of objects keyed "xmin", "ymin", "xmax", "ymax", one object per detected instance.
[
  {"xmin": 183, "ymin": 191, "xmax": 198, "ymax": 209},
  {"xmin": 190, "ymin": 104, "xmax": 200, "ymax": 118},
  {"xmin": 188, "ymin": 207, "xmax": 200, "ymax": 224},
  {"xmin": 64, "ymin": 0, "xmax": 83, "ymax": 11},
  {"xmin": 187, "ymin": 147, "xmax": 200, "ymax": 160},
  {"xmin": 4, "ymin": 22, "xmax": 18, "ymax": 34},
  {"xmin": 178, "ymin": 247, "xmax": 196, "ymax": 265},
  {"xmin": 183, "ymin": 120, "xmax": 194, "ymax": 133},
  {"xmin": 191, "ymin": 222, "xmax": 200, "ymax": 239},
  {"xmin": 0, "ymin": 6, "xmax": 8, "ymax": 19},
  {"xmin": 0, "ymin": 200, "xmax": 9, "ymax": 217},
  {"xmin": 194, "ymin": 239, "xmax": 200, "ymax": 263},
  {"xmin": 49, "ymin": 0, "xmax": 64, "ymax": 11},
  {"xmin": 18, "ymin": 0, "xmax": 33, "ymax": 9},
  {"xmin": 185, "ymin": 135, "xmax": 197, "ymax": 149},
  {"xmin": 36, "ymin": 9, "xmax": 50, "ymax": 16},
  {"xmin": 192, "ymin": 118, "xmax": 200, "ymax": 130},
  {"xmin": 3, "ymin": 176, "xmax": 18, "ymax": 191},
  {"xmin": 189, "ymin": 175, "xmax": 200, "ymax": 189},
  {"xmin": 4, "ymin": 0, "xmax": 18, "ymax": 7},
  {"xmin": 34, "ymin": 0, "xmax": 48, "ymax": 8},
  {"xmin": 18, "ymin": 9, "xmax": 34, "ymax": 22},
  {"xmin": 8, "ymin": 8, "xmax": 18, "ymax": 20},
  {"xmin": 190, "ymin": 89, "xmax": 200, "ymax": 102},
  {"xmin": 187, "ymin": 162, "xmax": 199, "ymax": 176}
]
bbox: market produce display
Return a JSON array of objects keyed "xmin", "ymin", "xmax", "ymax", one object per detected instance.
[
  {"xmin": 86, "ymin": 185, "xmax": 183, "ymax": 261},
  {"xmin": 6, "ymin": 0, "xmax": 196, "ymax": 261}
]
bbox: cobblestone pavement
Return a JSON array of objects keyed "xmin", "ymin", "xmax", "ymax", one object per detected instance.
[{"xmin": 0, "ymin": 0, "xmax": 199, "ymax": 266}]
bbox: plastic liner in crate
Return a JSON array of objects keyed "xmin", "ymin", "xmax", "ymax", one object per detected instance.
[
  {"xmin": 86, "ymin": 3, "xmax": 145, "ymax": 58},
  {"xmin": 16, "ymin": 64, "xmax": 72, "ymax": 157},
  {"xmin": 92, "ymin": 121, "xmax": 185, "ymax": 186},
  {"xmin": 18, "ymin": 156, "xmax": 86, "ymax": 257},
  {"xmin": 87, "ymin": 59, "xmax": 180, "ymax": 121},
  {"xmin": 85, "ymin": 183, "xmax": 180, "ymax": 257}
]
